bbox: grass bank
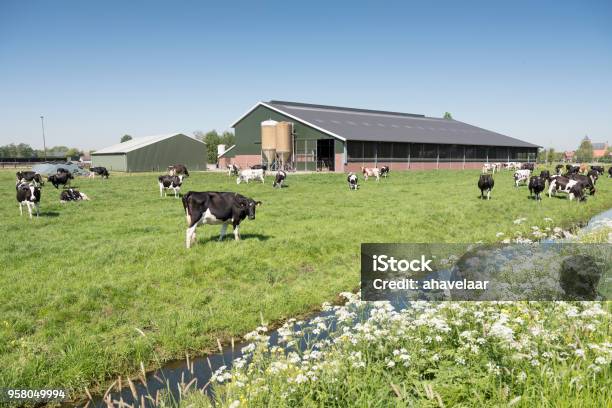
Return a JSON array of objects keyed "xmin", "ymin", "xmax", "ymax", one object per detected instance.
[{"xmin": 0, "ymin": 168, "xmax": 610, "ymax": 397}]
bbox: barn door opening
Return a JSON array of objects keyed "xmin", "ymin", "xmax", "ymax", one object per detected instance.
[{"xmin": 316, "ymin": 139, "xmax": 335, "ymax": 171}]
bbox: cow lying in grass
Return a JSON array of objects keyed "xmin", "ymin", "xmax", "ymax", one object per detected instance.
[
  {"xmin": 16, "ymin": 182, "xmax": 41, "ymax": 218},
  {"xmin": 60, "ymin": 189, "xmax": 90, "ymax": 203},
  {"xmin": 48, "ymin": 170, "xmax": 73, "ymax": 189},
  {"xmin": 182, "ymin": 191, "xmax": 261, "ymax": 248}
]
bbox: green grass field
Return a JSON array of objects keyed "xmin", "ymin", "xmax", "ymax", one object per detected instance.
[{"xmin": 0, "ymin": 168, "xmax": 610, "ymax": 397}]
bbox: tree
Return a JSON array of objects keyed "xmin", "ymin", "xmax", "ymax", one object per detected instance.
[
  {"xmin": 120, "ymin": 134, "xmax": 133, "ymax": 143},
  {"xmin": 546, "ymin": 148, "xmax": 556, "ymax": 164},
  {"xmin": 443, "ymin": 112, "xmax": 453, "ymax": 120},
  {"xmin": 194, "ymin": 129, "xmax": 235, "ymax": 164},
  {"xmin": 575, "ymin": 138, "xmax": 593, "ymax": 163}
]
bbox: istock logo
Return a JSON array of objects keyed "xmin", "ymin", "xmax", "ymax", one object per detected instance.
[{"xmin": 372, "ymin": 254, "xmax": 433, "ymax": 272}]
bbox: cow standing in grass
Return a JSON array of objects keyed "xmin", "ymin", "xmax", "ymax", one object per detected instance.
[
  {"xmin": 159, "ymin": 175, "xmax": 183, "ymax": 198},
  {"xmin": 347, "ymin": 173, "xmax": 359, "ymax": 190},
  {"xmin": 16, "ymin": 182, "xmax": 41, "ymax": 218},
  {"xmin": 182, "ymin": 191, "xmax": 261, "ymax": 248},
  {"xmin": 228, "ymin": 163, "xmax": 240, "ymax": 177},
  {"xmin": 379, "ymin": 166, "xmax": 390, "ymax": 178},
  {"xmin": 514, "ymin": 170, "xmax": 531, "ymax": 187},
  {"xmin": 273, "ymin": 170, "xmax": 286, "ymax": 188},
  {"xmin": 361, "ymin": 167, "xmax": 380, "ymax": 181},
  {"xmin": 478, "ymin": 174, "xmax": 494, "ymax": 200},
  {"xmin": 89, "ymin": 167, "xmax": 109, "ymax": 179},
  {"xmin": 168, "ymin": 164, "xmax": 189, "ymax": 177},
  {"xmin": 528, "ymin": 176, "xmax": 546, "ymax": 201}
]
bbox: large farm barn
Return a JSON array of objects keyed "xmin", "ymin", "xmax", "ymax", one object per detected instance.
[
  {"xmin": 229, "ymin": 101, "xmax": 539, "ymax": 171},
  {"xmin": 91, "ymin": 133, "xmax": 207, "ymax": 172}
]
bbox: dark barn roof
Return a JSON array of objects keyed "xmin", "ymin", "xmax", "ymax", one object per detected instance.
[{"xmin": 233, "ymin": 100, "xmax": 539, "ymax": 148}]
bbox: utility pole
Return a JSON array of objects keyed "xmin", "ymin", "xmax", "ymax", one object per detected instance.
[{"xmin": 40, "ymin": 115, "xmax": 47, "ymax": 160}]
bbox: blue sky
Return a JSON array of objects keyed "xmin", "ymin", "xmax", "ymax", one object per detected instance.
[{"xmin": 0, "ymin": 0, "xmax": 610, "ymax": 151}]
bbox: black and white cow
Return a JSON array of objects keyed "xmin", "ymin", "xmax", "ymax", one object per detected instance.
[
  {"xmin": 566, "ymin": 165, "xmax": 580, "ymax": 175},
  {"xmin": 478, "ymin": 174, "xmax": 494, "ymax": 200},
  {"xmin": 590, "ymin": 165, "xmax": 604, "ymax": 175},
  {"xmin": 228, "ymin": 163, "xmax": 240, "ymax": 177},
  {"xmin": 16, "ymin": 182, "xmax": 41, "ymax": 218},
  {"xmin": 513, "ymin": 169, "xmax": 531, "ymax": 187},
  {"xmin": 521, "ymin": 162, "xmax": 535, "ymax": 171},
  {"xmin": 548, "ymin": 175, "xmax": 592, "ymax": 200},
  {"xmin": 60, "ymin": 189, "xmax": 89, "ymax": 203},
  {"xmin": 608, "ymin": 167, "xmax": 612, "ymax": 178},
  {"xmin": 16, "ymin": 171, "xmax": 44, "ymax": 186},
  {"xmin": 168, "ymin": 164, "xmax": 189, "ymax": 177},
  {"xmin": 555, "ymin": 164, "xmax": 564, "ymax": 175},
  {"xmin": 48, "ymin": 171, "xmax": 73, "ymax": 189},
  {"xmin": 528, "ymin": 176, "xmax": 546, "ymax": 201},
  {"xmin": 539, "ymin": 170, "xmax": 550, "ymax": 181},
  {"xmin": 158, "ymin": 175, "xmax": 183, "ymax": 198},
  {"xmin": 89, "ymin": 167, "xmax": 109, "ymax": 178},
  {"xmin": 379, "ymin": 166, "xmax": 390, "ymax": 178},
  {"xmin": 182, "ymin": 191, "xmax": 261, "ymax": 248},
  {"xmin": 273, "ymin": 170, "xmax": 286, "ymax": 188},
  {"xmin": 347, "ymin": 173, "xmax": 359, "ymax": 190},
  {"xmin": 569, "ymin": 173, "xmax": 596, "ymax": 195}
]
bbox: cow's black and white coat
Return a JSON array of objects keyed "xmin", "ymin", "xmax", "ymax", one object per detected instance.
[
  {"xmin": 158, "ymin": 175, "xmax": 183, "ymax": 198},
  {"xmin": 347, "ymin": 173, "xmax": 359, "ymax": 190},
  {"xmin": 48, "ymin": 171, "xmax": 73, "ymax": 189},
  {"xmin": 89, "ymin": 167, "xmax": 109, "ymax": 178},
  {"xmin": 273, "ymin": 170, "xmax": 286, "ymax": 188},
  {"xmin": 379, "ymin": 166, "xmax": 390, "ymax": 178},
  {"xmin": 16, "ymin": 182, "xmax": 41, "ymax": 218},
  {"xmin": 16, "ymin": 171, "xmax": 43, "ymax": 186},
  {"xmin": 548, "ymin": 175, "xmax": 592, "ymax": 200},
  {"xmin": 60, "ymin": 189, "xmax": 89, "ymax": 203},
  {"xmin": 182, "ymin": 191, "xmax": 261, "ymax": 248},
  {"xmin": 478, "ymin": 174, "xmax": 494, "ymax": 200},
  {"xmin": 513, "ymin": 169, "xmax": 531, "ymax": 187},
  {"xmin": 228, "ymin": 163, "xmax": 240, "ymax": 177}
]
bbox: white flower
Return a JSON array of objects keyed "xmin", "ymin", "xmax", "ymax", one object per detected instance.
[
  {"xmin": 387, "ymin": 360, "xmax": 395, "ymax": 368},
  {"xmin": 575, "ymin": 349, "xmax": 585, "ymax": 358},
  {"xmin": 229, "ymin": 401, "xmax": 240, "ymax": 408}
]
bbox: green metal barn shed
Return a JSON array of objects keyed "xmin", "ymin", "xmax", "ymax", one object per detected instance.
[{"xmin": 91, "ymin": 133, "xmax": 207, "ymax": 172}]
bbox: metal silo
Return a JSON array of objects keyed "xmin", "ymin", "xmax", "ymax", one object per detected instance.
[
  {"xmin": 261, "ymin": 120, "xmax": 278, "ymax": 165},
  {"xmin": 275, "ymin": 121, "xmax": 293, "ymax": 168}
]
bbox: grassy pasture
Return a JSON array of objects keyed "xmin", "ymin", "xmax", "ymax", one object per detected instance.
[{"xmin": 0, "ymin": 168, "xmax": 610, "ymax": 396}]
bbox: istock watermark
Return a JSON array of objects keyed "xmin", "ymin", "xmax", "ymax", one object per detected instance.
[{"xmin": 361, "ymin": 243, "xmax": 611, "ymax": 302}]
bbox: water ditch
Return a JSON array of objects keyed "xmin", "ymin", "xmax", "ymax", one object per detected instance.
[{"xmin": 66, "ymin": 207, "xmax": 612, "ymax": 408}]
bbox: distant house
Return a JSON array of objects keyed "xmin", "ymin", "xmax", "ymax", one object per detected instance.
[
  {"xmin": 591, "ymin": 141, "xmax": 609, "ymax": 159},
  {"xmin": 563, "ymin": 151, "xmax": 575, "ymax": 162}
]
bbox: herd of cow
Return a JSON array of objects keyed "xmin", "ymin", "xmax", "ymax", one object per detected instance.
[
  {"xmin": 478, "ymin": 163, "xmax": 611, "ymax": 202},
  {"xmin": 13, "ymin": 161, "xmax": 611, "ymax": 248},
  {"xmin": 15, "ymin": 167, "xmax": 109, "ymax": 218}
]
